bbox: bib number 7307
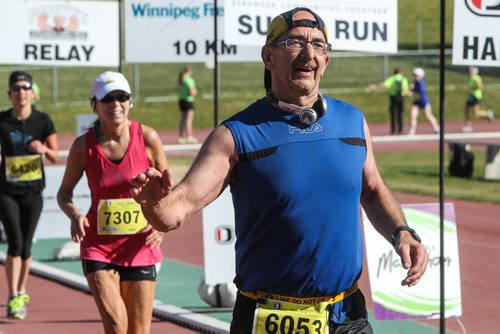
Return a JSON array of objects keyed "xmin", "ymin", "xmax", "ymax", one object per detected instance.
[{"xmin": 97, "ymin": 198, "xmax": 147, "ymax": 235}]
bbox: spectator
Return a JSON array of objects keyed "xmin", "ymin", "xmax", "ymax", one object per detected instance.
[{"xmin": 369, "ymin": 68, "xmax": 410, "ymax": 134}]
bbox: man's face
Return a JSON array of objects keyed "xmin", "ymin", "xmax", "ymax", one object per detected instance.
[{"xmin": 262, "ymin": 11, "xmax": 330, "ymax": 101}]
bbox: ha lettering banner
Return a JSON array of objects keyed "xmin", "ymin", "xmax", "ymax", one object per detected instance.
[{"xmin": 452, "ymin": 0, "xmax": 500, "ymax": 67}]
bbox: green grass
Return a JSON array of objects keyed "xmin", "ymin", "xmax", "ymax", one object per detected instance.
[
  {"xmin": 375, "ymin": 149, "xmax": 500, "ymax": 204},
  {"xmin": 2, "ymin": 57, "xmax": 499, "ymax": 133}
]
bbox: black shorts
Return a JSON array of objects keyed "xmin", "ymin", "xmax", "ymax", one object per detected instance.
[
  {"xmin": 466, "ymin": 95, "xmax": 480, "ymax": 106},
  {"xmin": 179, "ymin": 100, "xmax": 195, "ymax": 112},
  {"xmin": 82, "ymin": 259, "xmax": 157, "ymax": 281},
  {"xmin": 412, "ymin": 101, "xmax": 430, "ymax": 109},
  {"xmin": 230, "ymin": 289, "xmax": 373, "ymax": 334}
]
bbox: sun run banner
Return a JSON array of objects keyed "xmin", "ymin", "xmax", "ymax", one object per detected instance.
[
  {"xmin": 223, "ymin": 0, "xmax": 398, "ymax": 53},
  {"xmin": 362, "ymin": 203, "xmax": 462, "ymax": 320},
  {"xmin": 0, "ymin": 0, "xmax": 119, "ymax": 67},
  {"xmin": 452, "ymin": 0, "xmax": 500, "ymax": 67}
]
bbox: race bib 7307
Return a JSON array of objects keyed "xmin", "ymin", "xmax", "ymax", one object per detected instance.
[{"xmin": 97, "ymin": 198, "xmax": 147, "ymax": 235}]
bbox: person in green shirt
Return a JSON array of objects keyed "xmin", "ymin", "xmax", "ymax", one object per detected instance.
[
  {"xmin": 31, "ymin": 82, "xmax": 41, "ymax": 106},
  {"xmin": 369, "ymin": 68, "xmax": 409, "ymax": 135},
  {"xmin": 462, "ymin": 66, "xmax": 494, "ymax": 133},
  {"xmin": 383, "ymin": 68, "xmax": 409, "ymax": 135},
  {"xmin": 177, "ymin": 66, "xmax": 198, "ymax": 144}
]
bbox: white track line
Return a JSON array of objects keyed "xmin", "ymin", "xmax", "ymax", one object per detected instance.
[{"xmin": 0, "ymin": 252, "xmax": 230, "ymax": 334}]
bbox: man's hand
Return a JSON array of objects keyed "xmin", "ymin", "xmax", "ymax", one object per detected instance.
[
  {"xmin": 394, "ymin": 232, "xmax": 429, "ymax": 287},
  {"xmin": 130, "ymin": 167, "xmax": 173, "ymax": 205},
  {"xmin": 130, "ymin": 167, "xmax": 176, "ymax": 232}
]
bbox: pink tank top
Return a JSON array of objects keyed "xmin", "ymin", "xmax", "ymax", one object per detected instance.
[{"xmin": 81, "ymin": 120, "xmax": 162, "ymax": 266}]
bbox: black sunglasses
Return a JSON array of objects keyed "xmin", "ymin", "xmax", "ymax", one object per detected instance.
[
  {"xmin": 10, "ymin": 83, "xmax": 32, "ymax": 92},
  {"xmin": 100, "ymin": 92, "xmax": 131, "ymax": 103}
]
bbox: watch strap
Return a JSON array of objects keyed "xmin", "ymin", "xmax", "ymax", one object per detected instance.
[{"xmin": 391, "ymin": 226, "xmax": 421, "ymax": 245}]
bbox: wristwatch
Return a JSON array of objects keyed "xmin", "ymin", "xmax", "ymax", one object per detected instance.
[{"xmin": 391, "ymin": 226, "xmax": 421, "ymax": 245}]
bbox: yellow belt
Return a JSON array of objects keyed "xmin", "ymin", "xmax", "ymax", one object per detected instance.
[{"xmin": 239, "ymin": 282, "xmax": 358, "ymax": 305}]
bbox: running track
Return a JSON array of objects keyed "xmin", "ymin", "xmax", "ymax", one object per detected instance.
[{"xmin": 1, "ymin": 119, "xmax": 499, "ymax": 333}]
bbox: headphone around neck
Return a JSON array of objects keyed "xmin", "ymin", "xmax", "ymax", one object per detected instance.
[{"xmin": 267, "ymin": 92, "xmax": 327, "ymax": 125}]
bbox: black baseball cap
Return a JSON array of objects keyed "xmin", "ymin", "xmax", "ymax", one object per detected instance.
[
  {"xmin": 264, "ymin": 7, "xmax": 328, "ymax": 92},
  {"xmin": 9, "ymin": 71, "xmax": 33, "ymax": 88},
  {"xmin": 265, "ymin": 7, "xmax": 328, "ymax": 45}
]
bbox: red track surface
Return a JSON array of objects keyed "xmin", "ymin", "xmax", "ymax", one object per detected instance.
[{"xmin": 1, "ymin": 119, "xmax": 499, "ymax": 333}]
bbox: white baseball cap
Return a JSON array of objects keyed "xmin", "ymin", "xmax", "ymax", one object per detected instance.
[
  {"xmin": 91, "ymin": 71, "xmax": 131, "ymax": 100},
  {"xmin": 412, "ymin": 67, "xmax": 425, "ymax": 78}
]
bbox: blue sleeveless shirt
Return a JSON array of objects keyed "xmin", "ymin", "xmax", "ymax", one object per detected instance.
[{"xmin": 223, "ymin": 96, "xmax": 366, "ymax": 297}]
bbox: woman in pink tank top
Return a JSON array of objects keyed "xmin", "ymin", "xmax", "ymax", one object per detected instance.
[{"xmin": 57, "ymin": 71, "xmax": 173, "ymax": 334}]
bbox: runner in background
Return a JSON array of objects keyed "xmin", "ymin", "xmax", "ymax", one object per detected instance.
[
  {"xmin": 57, "ymin": 71, "xmax": 170, "ymax": 334},
  {"xmin": 407, "ymin": 67, "xmax": 440, "ymax": 136},
  {"xmin": 462, "ymin": 66, "xmax": 494, "ymax": 133},
  {"xmin": 32, "ymin": 82, "xmax": 41, "ymax": 104},
  {"xmin": 0, "ymin": 71, "xmax": 59, "ymax": 320},
  {"xmin": 177, "ymin": 66, "xmax": 198, "ymax": 144}
]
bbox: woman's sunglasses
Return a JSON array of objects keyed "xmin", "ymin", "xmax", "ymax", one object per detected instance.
[
  {"xmin": 10, "ymin": 84, "xmax": 32, "ymax": 92},
  {"xmin": 100, "ymin": 92, "xmax": 131, "ymax": 103}
]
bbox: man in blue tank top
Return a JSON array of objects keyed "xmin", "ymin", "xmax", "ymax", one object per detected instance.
[{"xmin": 131, "ymin": 7, "xmax": 429, "ymax": 334}]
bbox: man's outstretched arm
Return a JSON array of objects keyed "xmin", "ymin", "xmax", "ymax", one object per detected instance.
[{"xmin": 131, "ymin": 124, "xmax": 238, "ymax": 232}]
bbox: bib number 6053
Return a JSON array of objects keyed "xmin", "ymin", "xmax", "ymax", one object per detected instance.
[{"xmin": 264, "ymin": 313, "xmax": 323, "ymax": 334}]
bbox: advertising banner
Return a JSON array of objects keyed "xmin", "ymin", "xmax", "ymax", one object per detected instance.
[
  {"xmin": 36, "ymin": 166, "xmax": 90, "ymax": 240},
  {"xmin": 223, "ymin": 0, "xmax": 398, "ymax": 53},
  {"xmin": 201, "ymin": 189, "xmax": 236, "ymax": 285},
  {"xmin": 363, "ymin": 203, "xmax": 462, "ymax": 320},
  {"xmin": 452, "ymin": 0, "xmax": 500, "ymax": 67},
  {"xmin": 124, "ymin": 0, "xmax": 261, "ymax": 63},
  {"xmin": 0, "ymin": 0, "xmax": 119, "ymax": 67}
]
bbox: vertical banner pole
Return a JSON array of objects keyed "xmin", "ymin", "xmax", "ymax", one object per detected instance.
[
  {"xmin": 118, "ymin": 0, "xmax": 123, "ymax": 73},
  {"xmin": 439, "ymin": 0, "xmax": 446, "ymax": 332},
  {"xmin": 213, "ymin": 0, "xmax": 219, "ymax": 128}
]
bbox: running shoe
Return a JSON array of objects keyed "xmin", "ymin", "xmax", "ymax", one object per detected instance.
[
  {"xmin": 177, "ymin": 137, "xmax": 187, "ymax": 144},
  {"xmin": 6, "ymin": 296, "xmax": 26, "ymax": 320},
  {"xmin": 487, "ymin": 110, "xmax": 495, "ymax": 122},
  {"xmin": 186, "ymin": 136, "xmax": 199, "ymax": 144},
  {"xmin": 18, "ymin": 293, "xmax": 30, "ymax": 304},
  {"xmin": 462, "ymin": 125, "xmax": 473, "ymax": 133}
]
